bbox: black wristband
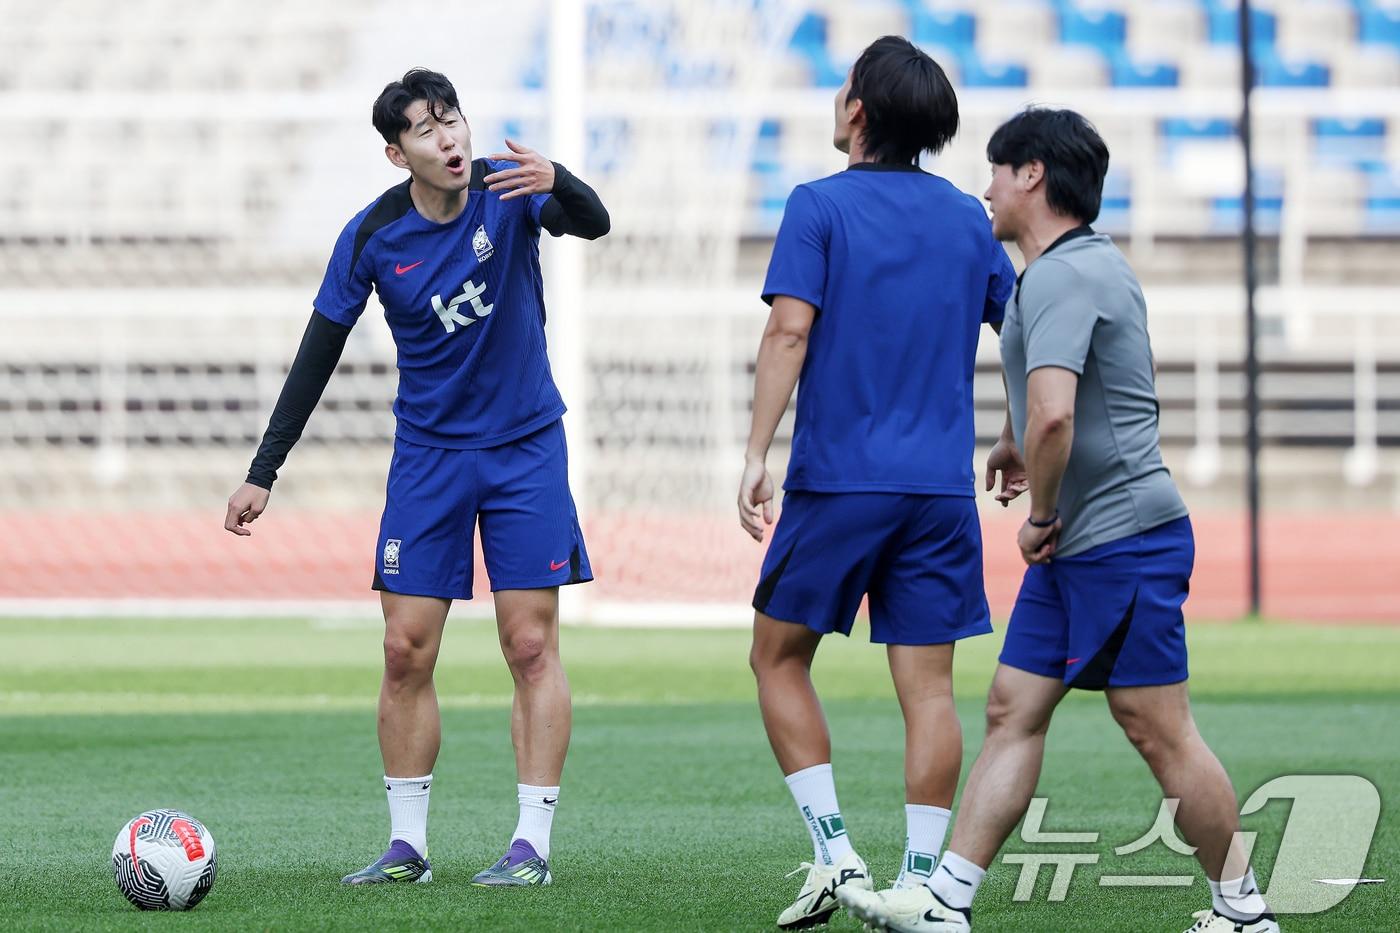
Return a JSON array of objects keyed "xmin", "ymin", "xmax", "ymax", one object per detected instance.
[{"xmin": 1027, "ymin": 511, "xmax": 1059, "ymax": 528}]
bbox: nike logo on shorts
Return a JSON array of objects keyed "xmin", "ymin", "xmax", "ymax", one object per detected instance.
[{"xmin": 550, "ymin": 559, "xmax": 569, "ymax": 571}]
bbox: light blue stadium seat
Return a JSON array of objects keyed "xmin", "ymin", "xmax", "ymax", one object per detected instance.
[
  {"xmin": 1363, "ymin": 163, "xmax": 1400, "ymax": 233},
  {"xmin": 1313, "ymin": 118, "xmax": 1388, "ymax": 166},
  {"xmin": 1358, "ymin": 2, "xmax": 1400, "ymax": 47},
  {"xmin": 789, "ymin": 11, "xmax": 846, "ymax": 87},
  {"xmin": 1205, "ymin": 3, "xmax": 1276, "ymax": 46},
  {"xmin": 1255, "ymin": 49, "xmax": 1329, "ymax": 86},
  {"xmin": 912, "ymin": 7, "xmax": 975, "ymax": 53},
  {"xmin": 1096, "ymin": 171, "xmax": 1132, "ymax": 234},
  {"xmin": 1210, "ymin": 170, "xmax": 1284, "ymax": 234},
  {"xmin": 1110, "ymin": 50, "xmax": 1179, "ymax": 87},
  {"xmin": 1060, "ymin": 6, "xmax": 1126, "ymax": 53},
  {"xmin": 959, "ymin": 50, "xmax": 1028, "ymax": 87},
  {"xmin": 1160, "ymin": 117, "xmax": 1236, "ymax": 159}
]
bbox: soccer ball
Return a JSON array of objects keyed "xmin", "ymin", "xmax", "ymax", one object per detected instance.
[{"xmin": 111, "ymin": 809, "xmax": 217, "ymax": 910}]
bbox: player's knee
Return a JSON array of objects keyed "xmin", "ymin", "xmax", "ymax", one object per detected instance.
[
  {"xmin": 382, "ymin": 631, "xmax": 434, "ymax": 685},
  {"xmin": 748, "ymin": 642, "xmax": 770, "ymax": 679},
  {"xmin": 1110, "ymin": 700, "xmax": 1174, "ymax": 764},
  {"xmin": 502, "ymin": 629, "xmax": 553, "ymax": 681},
  {"xmin": 984, "ymin": 688, "xmax": 1047, "ymax": 740}
]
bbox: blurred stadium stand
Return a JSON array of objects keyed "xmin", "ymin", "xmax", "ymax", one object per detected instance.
[{"xmin": 1, "ymin": 0, "xmax": 1398, "ymax": 616}]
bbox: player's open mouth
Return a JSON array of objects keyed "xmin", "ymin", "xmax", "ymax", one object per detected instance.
[{"xmin": 446, "ymin": 155, "xmax": 465, "ymax": 174}]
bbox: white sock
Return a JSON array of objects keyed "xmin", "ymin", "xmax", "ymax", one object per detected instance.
[
  {"xmin": 1211, "ymin": 867, "xmax": 1269, "ymax": 921},
  {"xmin": 895, "ymin": 804, "xmax": 951, "ymax": 888},
  {"xmin": 384, "ymin": 774, "xmax": 432, "ymax": 858},
  {"xmin": 784, "ymin": 763, "xmax": 854, "ymax": 866},
  {"xmin": 926, "ymin": 850, "xmax": 985, "ymax": 912},
  {"xmin": 512, "ymin": 784, "xmax": 560, "ymax": 860}
]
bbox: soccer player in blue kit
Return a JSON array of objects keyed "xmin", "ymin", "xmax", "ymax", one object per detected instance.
[
  {"xmin": 223, "ymin": 69, "xmax": 608, "ymax": 887},
  {"xmin": 737, "ymin": 38, "xmax": 1019, "ymax": 929}
]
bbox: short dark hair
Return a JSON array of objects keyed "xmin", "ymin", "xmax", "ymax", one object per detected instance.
[
  {"xmin": 372, "ymin": 68, "xmax": 462, "ymax": 146},
  {"xmin": 848, "ymin": 36, "xmax": 959, "ymax": 164},
  {"xmin": 986, "ymin": 108, "xmax": 1110, "ymax": 223}
]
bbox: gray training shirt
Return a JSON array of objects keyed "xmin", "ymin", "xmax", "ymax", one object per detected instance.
[{"xmin": 1000, "ymin": 227, "xmax": 1188, "ymax": 558}]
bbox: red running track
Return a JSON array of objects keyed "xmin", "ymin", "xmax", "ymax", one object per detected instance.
[{"xmin": 0, "ymin": 510, "xmax": 1395, "ymax": 622}]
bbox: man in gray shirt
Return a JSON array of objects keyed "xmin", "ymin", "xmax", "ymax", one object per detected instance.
[{"xmin": 843, "ymin": 110, "xmax": 1278, "ymax": 933}]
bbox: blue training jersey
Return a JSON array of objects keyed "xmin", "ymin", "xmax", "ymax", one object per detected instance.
[
  {"xmin": 762, "ymin": 163, "xmax": 1015, "ymax": 495},
  {"xmin": 314, "ymin": 159, "xmax": 564, "ymax": 449}
]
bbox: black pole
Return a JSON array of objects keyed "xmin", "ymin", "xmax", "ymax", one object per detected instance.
[{"xmin": 1240, "ymin": 0, "xmax": 1262, "ymax": 617}]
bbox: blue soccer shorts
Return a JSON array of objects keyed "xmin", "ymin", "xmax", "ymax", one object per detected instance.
[
  {"xmin": 752, "ymin": 492, "xmax": 992, "ymax": 646},
  {"xmin": 1000, "ymin": 516, "xmax": 1194, "ymax": 690},
  {"xmin": 372, "ymin": 419, "xmax": 592, "ymax": 600}
]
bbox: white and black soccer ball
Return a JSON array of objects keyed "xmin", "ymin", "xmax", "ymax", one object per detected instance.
[{"xmin": 111, "ymin": 809, "xmax": 217, "ymax": 910}]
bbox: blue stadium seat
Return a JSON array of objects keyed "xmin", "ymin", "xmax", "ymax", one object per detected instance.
[
  {"xmin": 912, "ymin": 8, "xmax": 975, "ymax": 53},
  {"xmin": 1160, "ymin": 117, "xmax": 1236, "ymax": 158},
  {"xmin": 1205, "ymin": 4, "xmax": 1276, "ymax": 46},
  {"xmin": 1110, "ymin": 51, "xmax": 1180, "ymax": 87},
  {"xmin": 1211, "ymin": 170, "xmax": 1284, "ymax": 234},
  {"xmin": 959, "ymin": 50, "xmax": 1028, "ymax": 87},
  {"xmin": 1363, "ymin": 164, "xmax": 1400, "ymax": 233},
  {"xmin": 788, "ymin": 11, "xmax": 846, "ymax": 87},
  {"xmin": 1358, "ymin": 2, "xmax": 1400, "ymax": 47},
  {"xmin": 1096, "ymin": 171, "xmax": 1132, "ymax": 234},
  {"xmin": 1255, "ymin": 50, "xmax": 1330, "ymax": 87},
  {"xmin": 1313, "ymin": 118, "xmax": 1388, "ymax": 166},
  {"xmin": 1060, "ymin": 6, "xmax": 1127, "ymax": 53}
]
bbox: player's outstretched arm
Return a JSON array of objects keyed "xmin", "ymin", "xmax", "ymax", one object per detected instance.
[
  {"xmin": 484, "ymin": 139, "xmax": 610, "ymax": 239},
  {"xmin": 224, "ymin": 310, "xmax": 352, "ymax": 536}
]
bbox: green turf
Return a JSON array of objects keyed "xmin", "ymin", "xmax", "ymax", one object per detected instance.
[{"xmin": 1, "ymin": 618, "xmax": 1395, "ymax": 931}]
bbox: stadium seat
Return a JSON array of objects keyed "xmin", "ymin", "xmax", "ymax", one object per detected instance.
[
  {"xmin": 1358, "ymin": 2, "xmax": 1400, "ymax": 47},
  {"xmin": 1206, "ymin": 2, "xmax": 1278, "ymax": 45},
  {"xmin": 959, "ymin": 49, "xmax": 1029, "ymax": 87},
  {"xmin": 1030, "ymin": 46, "xmax": 1110, "ymax": 88},
  {"xmin": 1125, "ymin": 0, "xmax": 1206, "ymax": 60},
  {"xmin": 1179, "ymin": 44, "xmax": 1241, "ymax": 87},
  {"xmin": 826, "ymin": 1, "xmax": 911, "ymax": 64},
  {"xmin": 1060, "ymin": 6, "xmax": 1127, "ymax": 54},
  {"xmin": 1332, "ymin": 44, "xmax": 1400, "ymax": 84},
  {"xmin": 788, "ymin": 11, "xmax": 846, "ymax": 86},
  {"xmin": 978, "ymin": 1, "xmax": 1056, "ymax": 59},
  {"xmin": 1110, "ymin": 49, "xmax": 1180, "ymax": 86},
  {"xmin": 1313, "ymin": 118, "xmax": 1388, "ymax": 166},
  {"xmin": 911, "ymin": 7, "xmax": 975, "ymax": 54},
  {"xmin": 1210, "ymin": 169, "xmax": 1284, "ymax": 234},
  {"xmin": 1363, "ymin": 163, "xmax": 1400, "ymax": 232},
  {"xmin": 1097, "ymin": 170, "xmax": 1133, "ymax": 233},
  {"xmin": 1275, "ymin": 0, "xmax": 1355, "ymax": 59},
  {"xmin": 1255, "ymin": 49, "xmax": 1330, "ymax": 86}
]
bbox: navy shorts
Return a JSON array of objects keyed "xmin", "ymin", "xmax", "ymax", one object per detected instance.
[
  {"xmin": 752, "ymin": 492, "xmax": 992, "ymax": 646},
  {"xmin": 372, "ymin": 420, "xmax": 592, "ymax": 600},
  {"xmin": 1000, "ymin": 516, "xmax": 1194, "ymax": 690}
]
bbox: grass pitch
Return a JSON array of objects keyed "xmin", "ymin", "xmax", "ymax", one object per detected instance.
[{"xmin": 1, "ymin": 617, "xmax": 1395, "ymax": 931}]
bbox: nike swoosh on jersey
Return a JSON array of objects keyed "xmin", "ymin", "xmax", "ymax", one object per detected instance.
[{"xmin": 395, "ymin": 260, "xmax": 424, "ymax": 274}]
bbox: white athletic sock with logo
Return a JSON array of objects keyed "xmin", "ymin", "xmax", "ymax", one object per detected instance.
[
  {"xmin": 784, "ymin": 763, "xmax": 854, "ymax": 866},
  {"xmin": 384, "ymin": 774, "xmax": 432, "ymax": 859},
  {"xmin": 927, "ymin": 850, "xmax": 985, "ymax": 912},
  {"xmin": 512, "ymin": 784, "xmax": 560, "ymax": 860},
  {"xmin": 895, "ymin": 804, "xmax": 951, "ymax": 888},
  {"xmin": 1211, "ymin": 867, "xmax": 1269, "ymax": 921}
]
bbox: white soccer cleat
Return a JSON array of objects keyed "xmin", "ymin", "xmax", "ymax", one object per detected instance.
[
  {"xmin": 837, "ymin": 882, "xmax": 971, "ymax": 933},
  {"xmin": 1184, "ymin": 909, "xmax": 1281, "ymax": 932},
  {"xmin": 777, "ymin": 850, "xmax": 873, "ymax": 929}
]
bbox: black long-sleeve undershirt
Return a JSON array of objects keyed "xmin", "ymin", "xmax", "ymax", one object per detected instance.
[
  {"xmin": 244, "ymin": 312, "xmax": 351, "ymax": 490},
  {"xmin": 539, "ymin": 162, "xmax": 610, "ymax": 239},
  {"xmin": 245, "ymin": 165, "xmax": 609, "ymax": 490}
]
